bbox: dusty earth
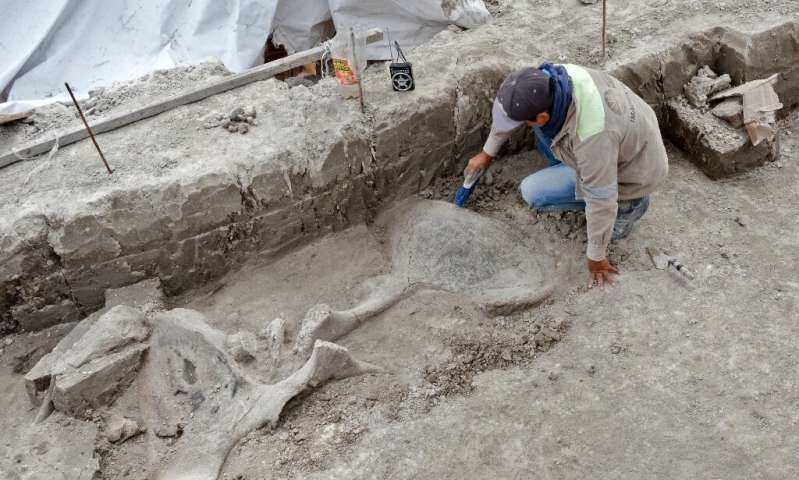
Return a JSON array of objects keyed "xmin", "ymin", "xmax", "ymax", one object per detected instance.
[
  {"xmin": 0, "ymin": 61, "xmax": 232, "ymax": 149},
  {"xmin": 2, "ymin": 0, "xmax": 799, "ymax": 479}
]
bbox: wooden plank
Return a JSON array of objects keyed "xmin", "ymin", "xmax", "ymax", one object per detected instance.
[
  {"xmin": 1, "ymin": 29, "xmax": 383, "ymax": 170},
  {"xmin": 0, "ymin": 110, "xmax": 33, "ymax": 125}
]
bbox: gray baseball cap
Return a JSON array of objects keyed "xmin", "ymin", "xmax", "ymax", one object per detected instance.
[{"xmin": 493, "ymin": 67, "xmax": 553, "ymax": 131}]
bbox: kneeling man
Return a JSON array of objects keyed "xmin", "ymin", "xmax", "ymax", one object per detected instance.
[{"xmin": 466, "ymin": 63, "xmax": 669, "ymax": 286}]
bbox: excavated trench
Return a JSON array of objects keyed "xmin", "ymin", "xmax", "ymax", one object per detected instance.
[
  {"xmin": 611, "ymin": 21, "xmax": 799, "ymax": 178},
  {"xmin": 1, "ymin": 21, "xmax": 797, "ymax": 336}
]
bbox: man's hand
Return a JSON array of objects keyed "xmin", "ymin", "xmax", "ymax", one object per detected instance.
[
  {"xmin": 587, "ymin": 258, "xmax": 618, "ymax": 287},
  {"xmin": 465, "ymin": 151, "xmax": 493, "ymax": 176}
]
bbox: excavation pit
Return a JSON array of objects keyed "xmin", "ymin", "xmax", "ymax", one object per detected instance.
[
  {"xmin": 2, "ymin": 21, "xmax": 798, "ymax": 335},
  {"xmin": 0, "ymin": 21, "xmax": 797, "ymax": 340},
  {"xmin": 2, "ymin": 10, "xmax": 799, "ymax": 480}
]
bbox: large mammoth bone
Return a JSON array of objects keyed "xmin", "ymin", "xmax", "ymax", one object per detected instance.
[
  {"xmin": 296, "ymin": 200, "xmax": 555, "ymax": 356},
  {"xmin": 145, "ymin": 309, "xmax": 380, "ymax": 480}
]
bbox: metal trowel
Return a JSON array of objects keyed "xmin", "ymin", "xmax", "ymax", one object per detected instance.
[{"xmin": 646, "ymin": 247, "xmax": 694, "ymax": 280}]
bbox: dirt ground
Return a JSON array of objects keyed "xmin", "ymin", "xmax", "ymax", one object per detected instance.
[
  {"xmin": 196, "ymin": 115, "xmax": 797, "ymax": 479},
  {"xmin": 1, "ymin": 0, "xmax": 799, "ymax": 479}
]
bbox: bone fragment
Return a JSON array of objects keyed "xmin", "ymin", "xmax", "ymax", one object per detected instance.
[
  {"xmin": 294, "ymin": 280, "xmax": 420, "ymax": 357},
  {"xmin": 156, "ymin": 340, "xmax": 379, "ymax": 480}
]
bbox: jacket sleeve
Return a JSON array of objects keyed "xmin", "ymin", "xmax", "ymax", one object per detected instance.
[
  {"xmin": 572, "ymin": 132, "xmax": 619, "ymax": 261},
  {"xmin": 483, "ymin": 125, "xmax": 513, "ymax": 157}
]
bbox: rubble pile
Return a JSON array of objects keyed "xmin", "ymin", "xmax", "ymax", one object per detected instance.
[
  {"xmin": 683, "ymin": 66, "xmax": 732, "ymax": 108},
  {"xmin": 684, "ymin": 65, "xmax": 782, "ymax": 146},
  {"xmin": 663, "ymin": 64, "xmax": 784, "ymax": 178},
  {"xmin": 201, "ymin": 105, "xmax": 258, "ymax": 134}
]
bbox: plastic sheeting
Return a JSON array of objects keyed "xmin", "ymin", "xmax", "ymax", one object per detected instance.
[
  {"xmin": 272, "ymin": 0, "xmax": 334, "ymax": 56},
  {"xmin": 273, "ymin": 0, "xmax": 491, "ymax": 59},
  {"xmin": 330, "ymin": 0, "xmax": 490, "ymax": 59},
  {"xmin": 0, "ymin": 0, "xmax": 278, "ymax": 101},
  {"xmin": 0, "ymin": 0, "xmax": 490, "ymax": 105}
]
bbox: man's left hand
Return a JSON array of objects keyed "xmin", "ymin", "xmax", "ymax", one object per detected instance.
[{"xmin": 587, "ymin": 258, "xmax": 618, "ymax": 287}]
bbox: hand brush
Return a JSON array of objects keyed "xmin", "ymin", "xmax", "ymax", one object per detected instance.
[{"xmin": 454, "ymin": 169, "xmax": 484, "ymax": 208}]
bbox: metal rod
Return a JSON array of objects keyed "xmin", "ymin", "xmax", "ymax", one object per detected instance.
[
  {"xmin": 64, "ymin": 82, "xmax": 113, "ymax": 174},
  {"xmin": 602, "ymin": 0, "xmax": 608, "ymax": 59},
  {"xmin": 350, "ymin": 29, "xmax": 366, "ymax": 114}
]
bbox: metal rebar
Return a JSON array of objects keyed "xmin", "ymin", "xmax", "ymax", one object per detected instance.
[
  {"xmin": 350, "ymin": 29, "xmax": 365, "ymax": 114},
  {"xmin": 65, "ymin": 82, "xmax": 113, "ymax": 174},
  {"xmin": 602, "ymin": 0, "xmax": 608, "ymax": 59}
]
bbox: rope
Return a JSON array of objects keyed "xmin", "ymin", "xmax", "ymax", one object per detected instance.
[
  {"xmin": 319, "ymin": 40, "xmax": 333, "ymax": 78},
  {"xmin": 22, "ymin": 134, "xmax": 60, "ymax": 187},
  {"xmin": 13, "ymin": 132, "xmax": 58, "ymax": 160}
]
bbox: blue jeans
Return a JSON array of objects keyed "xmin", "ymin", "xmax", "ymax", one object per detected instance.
[{"xmin": 520, "ymin": 154, "xmax": 650, "ymax": 240}]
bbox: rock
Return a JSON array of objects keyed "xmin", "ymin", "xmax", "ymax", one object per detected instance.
[
  {"xmin": 155, "ymin": 423, "xmax": 181, "ymax": 438},
  {"xmin": 60, "ymin": 306, "xmax": 149, "ymax": 369},
  {"xmin": 711, "ymin": 97, "xmax": 744, "ymax": 128},
  {"xmin": 12, "ymin": 321, "xmax": 76, "ymax": 374},
  {"xmin": 25, "ymin": 312, "xmax": 101, "ymax": 402},
  {"xmin": 229, "ymin": 107, "xmax": 245, "ymax": 122},
  {"xmin": 14, "ymin": 300, "xmax": 82, "ymax": 332},
  {"xmin": 697, "ymin": 65, "xmax": 718, "ymax": 79},
  {"xmin": 710, "ymin": 74, "xmax": 732, "ymax": 95},
  {"xmin": 105, "ymin": 278, "xmax": 165, "ymax": 316},
  {"xmin": 53, "ymin": 343, "xmax": 148, "ymax": 417},
  {"xmin": 684, "ymin": 66, "xmax": 731, "ymax": 108},
  {"xmin": 237, "ymin": 123, "xmax": 249, "ymax": 134},
  {"xmin": 24, "ymin": 306, "xmax": 149, "ymax": 417},
  {"xmin": 106, "ymin": 416, "xmax": 144, "ymax": 443},
  {"xmin": 243, "ymin": 105, "xmax": 256, "ymax": 119},
  {"xmin": 226, "ymin": 331, "xmax": 257, "ymax": 363},
  {"xmin": 684, "ymin": 75, "xmax": 716, "ymax": 108}
]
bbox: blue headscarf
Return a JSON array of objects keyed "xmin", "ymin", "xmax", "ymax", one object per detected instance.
[{"xmin": 534, "ymin": 63, "xmax": 572, "ymax": 165}]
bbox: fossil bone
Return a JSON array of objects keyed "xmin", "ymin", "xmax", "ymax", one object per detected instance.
[
  {"xmin": 295, "ymin": 200, "xmax": 554, "ymax": 357},
  {"xmin": 145, "ymin": 309, "xmax": 380, "ymax": 480}
]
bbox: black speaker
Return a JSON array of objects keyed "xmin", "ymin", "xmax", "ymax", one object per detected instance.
[
  {"xmin": 389, "ymin": 41, "xmax": 414, "ymax": 92},
  {"xmin": 390, "ymin": 62, "xmax": 414, "ymax": 92}
]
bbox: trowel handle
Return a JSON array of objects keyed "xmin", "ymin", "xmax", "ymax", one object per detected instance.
[
  {"xmin": 463, "ymin": 168, "xmax": 484, "ymax": 189},
  {"xmin": 670, "ymin": 259, "xmax": 694, "ymax": 280}
]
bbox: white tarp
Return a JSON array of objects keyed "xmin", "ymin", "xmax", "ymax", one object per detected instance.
[
  {"xmin": 272, "ymin": 0, "xmax": 334, "ymax": 56},
  {"xmin": 329, "ymin": 0, "xmax": 490, "ymax": 59},
  {"xmin": 0, "ymin": 0, "xmax": 278, "ymax": 101},
  {"xmin": 274, "ymin": 0, "xmax": 491, "ymax": 59},
  {"xmin": 0, "ymin": 0, "xmax": 490, "ymax": 108}
]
